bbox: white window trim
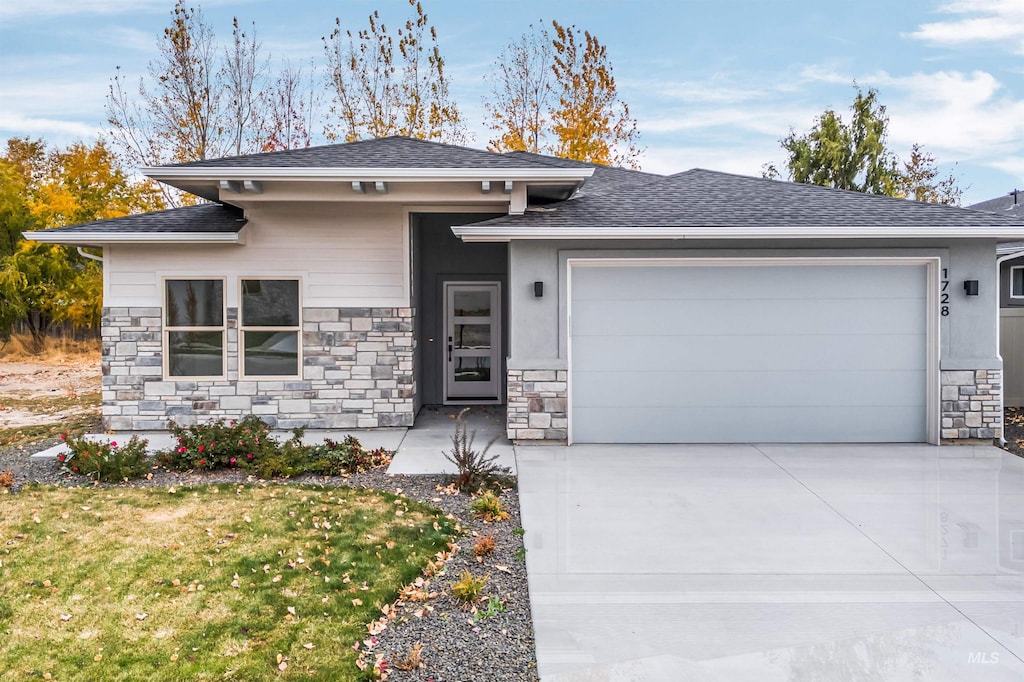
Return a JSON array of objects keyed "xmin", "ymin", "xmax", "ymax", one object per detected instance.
[
  {"xmin": 1010, "ymin": 265, "xmax": 1024, "ymax": 299},
  {"xmin": 238, "ymin": 276, "xmax": 303, "ymax": 381},
  {"xmin": 162, "ymin": 276, "xmax": 227, "ymax": 381}
]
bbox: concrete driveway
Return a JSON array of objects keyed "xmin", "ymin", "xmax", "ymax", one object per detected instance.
[{"xmin": 517, "ymin": 443, "xmax": 1024, "ymax": 681}]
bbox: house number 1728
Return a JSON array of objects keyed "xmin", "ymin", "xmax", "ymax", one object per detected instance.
[{"xmin": 940, "ymin": 268, "xmax": 950, "ymax": 316}]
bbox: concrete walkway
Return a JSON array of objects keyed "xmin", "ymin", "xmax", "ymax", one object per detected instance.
[
  {"xmin": 29, "ymin": 406, "xmax": 514, "ymax": 476},
  {"xmin": 386, "ymin": 405, "xmax": 515, "ymax": 475},
  {"xmin": 517, "ymin": 443, "xmax": 1024, "ymax": 681}
]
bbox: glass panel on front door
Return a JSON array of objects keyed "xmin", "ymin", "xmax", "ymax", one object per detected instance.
[{"xmin": 444, "ymin": 282, "xmax": 501, "ymax": 401}]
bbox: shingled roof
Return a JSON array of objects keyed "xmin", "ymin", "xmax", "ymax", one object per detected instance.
[
  {"xmin": 463, "ymin": 169, "xmax": 1024, "ymax": 229},
  {"xmin": 503, "ymin": 151, "xmax": 662, "ymax": 196},
  {"xmin": 24, "ymin": 203, "xmax": 245, "ymax": 239},
  {"xmin": 159, "ymin": 136, "xmax": 555, "ymax": 170}
]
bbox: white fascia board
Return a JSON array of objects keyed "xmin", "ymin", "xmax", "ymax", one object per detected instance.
[
  {"xmin": 452, "ymin": 224, "xmax": 1024, "ymax": 242},
  {"xmin": 141, "ymin": 166, "xmax": 595, "ymax": 182},
  {"xmin": 23, "ymin": 231, "xmax": 242, "ymax": 245}
]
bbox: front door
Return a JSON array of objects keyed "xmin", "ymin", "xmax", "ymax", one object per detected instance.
[{"xmin": 444, "ymin": 282, "xmax": 501, "ymax": 402}]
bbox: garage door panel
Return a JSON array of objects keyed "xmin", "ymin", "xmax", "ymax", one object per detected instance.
[
  {"xmin": 569, "ymin": 262, "xmax": 930, "ymax": 443},
  {"xmin": 572, "ymin": 405, "xmax": 927, "ymax": 443},
  {"xmin": 572, "ymin": 264, "xmax": 927, "ymax": 301},
  {"xmin": 573, "ymin": 369, "xmax": 927, "ymax": 408},
  {"xmin": 572, "ymin": 298, "xmax": 926, "ymax": 337},
  {"xmin": 573, "ymin": 334, "xmax": 926, "ymax": 372}
]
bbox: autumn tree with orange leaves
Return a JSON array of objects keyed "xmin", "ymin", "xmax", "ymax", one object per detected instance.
[
  {"xmin": 484, "ymin": 20, "xmax": 641, "ymax": 168},
  {"xmin": 0, "ymin": 138, "xmax": 163, "ymax": 347},
  {"xmin": 323, "ymin": 0, "xmax": 464, "ymax": 144}
]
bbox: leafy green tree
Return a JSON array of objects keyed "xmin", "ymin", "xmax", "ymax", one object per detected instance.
[
  {"xmin": 0, "ymin": 158, "xmax": 37, "ymax": 259},
  {"xmin": 0, "ymin": 137, "xmax": 162, "ymax": 348},
  {"xmin": 767, "ymin": 87, "xmax": 901, "ymax": 195},
  {"xmin": 766, "ymin": 88, "xmax": 964, "ymax": 205},
  {"xmin": 0, "ymin": 243, "xmax": 102, "ymax": 348}
]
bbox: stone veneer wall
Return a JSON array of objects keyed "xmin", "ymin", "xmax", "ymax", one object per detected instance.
[
  {"xmin": 941, "ymin": 369, "xmax": 1001, "ymax": 441},
  {"xmin": 101, "ymin": 306, "xmax": 415, "ymax": 430},
  {"xmin": 507, "ymin": 369, "xmax": 568, "ymax": 441}
]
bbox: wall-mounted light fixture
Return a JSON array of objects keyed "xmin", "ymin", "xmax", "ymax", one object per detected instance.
[
  {"xmin": 964, "ymin": 280, "xmax": 979, "ymax": 296},
  {"xmin": 533, "ymin": 281, "xmax": 544, "ymax": 298}
]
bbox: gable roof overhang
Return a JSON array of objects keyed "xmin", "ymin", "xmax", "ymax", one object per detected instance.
[
  {"xmin": 452, "ymin": 224, "xmax": 1024, "ymax": 242},
  {"xmin": 143, "ymin": 166, "xmax": 594, "ymax": 203},
  {"xmin": 22, "ymin": 203, "xmax": 247, "ymax": 247}
]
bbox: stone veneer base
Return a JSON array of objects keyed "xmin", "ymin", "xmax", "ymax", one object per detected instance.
[
  {"xmin": 940, "ymin": 369, "xmax": 1002, "ymax": 441},
  {"xmin": 507, "ymin": 369, "xmax": 568, "ymax": 441},
  {"xmin": 101, "ymin": 306, "xmax": 415, "ymax": 431}
]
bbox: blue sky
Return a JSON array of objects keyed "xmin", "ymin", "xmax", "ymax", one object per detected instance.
[{"xmin": 1, "ymin": 0, "xmax": 1023, "ymax": 205}]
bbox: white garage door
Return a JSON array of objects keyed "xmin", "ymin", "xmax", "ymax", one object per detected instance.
[{"xmin": 569, "ymin": 261, "xmax": 931, "ymax": 443}]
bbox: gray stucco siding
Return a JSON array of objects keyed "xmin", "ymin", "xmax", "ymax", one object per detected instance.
[{"xmin": 507, "ymin": 239, "xmax": 1002, "ymax": 444}]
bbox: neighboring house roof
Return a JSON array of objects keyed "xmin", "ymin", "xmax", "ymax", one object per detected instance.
[
  {"xmin": 454, "ymin": 169, "xmax": 1024, "ymax": 240},
  {"xmin": 158, "ymin": 136, "xmax": 559, "ymax": 170},
  {"xmin": 967, "ymin": 194, "xmax": 1024, "ymax": 257},
  {"xmin": 968, "ymin": 193, "xmax": 1024, "ymax": 218},
  {"xmin": 23, "ymin": 204, "xmax": 246, "ymax": 244}
]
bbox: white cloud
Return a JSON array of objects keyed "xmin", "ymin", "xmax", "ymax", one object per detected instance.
[
  {"xmin": 907, "ymin": 0, "xmax": 1024, "ymax": 53},
  {"xmin": 104, "ymin": 27, "xmax": 159, "ymax": 54},
  {"xmin": 0, "ymin": 0, "xmax": 162, "ymax": 20},
  {"xmin": 0, "ymin": 112, "xmax": 101, "ymax": 140},
  {"xmin": 639, "ymin": 142, "xmax": 781, "ymax": 178}
]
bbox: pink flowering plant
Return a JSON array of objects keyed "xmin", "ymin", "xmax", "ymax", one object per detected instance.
[
  {"xmin": 58, "ymin": 433, "xmax": 150, "ymax": 482},
  {"xmin": 157, "ymin": 416, "xmax": 274, "ymax": 471}
]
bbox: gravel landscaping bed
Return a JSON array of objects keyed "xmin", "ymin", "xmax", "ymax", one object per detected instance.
[{"xmin": 0, "ymin": 441, "xmax": 539, "ymax": 681}]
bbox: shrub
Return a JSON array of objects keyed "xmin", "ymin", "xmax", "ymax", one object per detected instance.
[
  {"xmin": 0, "ymin": 470, "xmax": 14, "ymax": 489},
  {"xmin": 443, "ymin": 407, "xmax": 509, "ymax": 491},
  {"xmin": 450, "ymin": 569, "xmax": 488, "ymax": 604},
  {"xmin": 250, "ymin": 436, "xmax": 311, "ymax": 479},
  {"xmin": 157, "ymin": 416, "xmax": 275, "ymax": 471},
  {"xmin": 59, "ymin": 433, "xmax": 150, "ymax": 482},
  {"xmin": 308, "ymin": 435, "xmax": 391, "ymax": 475},
  {"xmin": 470, "ymin": 491, "xmax": 510, "ymax": 522},
  {"xmin": 473, "ymin": 533, "xmax": 497, "ymax": 557}
]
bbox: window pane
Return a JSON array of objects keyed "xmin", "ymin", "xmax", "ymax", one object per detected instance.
[
  {"xmin": 453, "ymin": 324, "xmax": 491, "ymax": 349},
  {"xmin": 167, "ymin": 331, "xmax": 223, "ymax": 376},
  {"xmin": 454, "ymin": 291, "xmax": 490, "ymax": 317},
  {"xmin": 1014, "ymin": 268, "xmax": 1024, "ymax": 297},
  {"xmin": 454, "ymin": 357, "xmax": 490, "ymax": 382},
  {"xmin": 244, "ymin": 331, "xmax": 299, "ymax": 376},
  {"xmin": 242, "ymin": 280, "xmax": 299, "ymax": 326},
  {"xmin": 166, "ymin": 280, "xmax": 223, "ymax": 327}
]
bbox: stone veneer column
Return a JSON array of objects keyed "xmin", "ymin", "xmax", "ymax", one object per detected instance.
[
  {"xmin": 940, "ymin": 369, "xmax": 1002, "ymax": 441},
  {"xmin": 507, "ymin": 369, "xmax": 568, "ymax": 441},
  {"xmin": 101, "ymin": 306, "xmax": 415, "ymax": 431}
]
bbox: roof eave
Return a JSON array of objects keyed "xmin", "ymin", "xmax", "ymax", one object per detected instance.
[
  {"xmin": 142, "ymin": 167, "xmax": 595, "ymax": 182},
  {"xmin": 23, "ymin": 231, "xmax": 243, "ymax": 246},
  {"xmin": 452, "ymin": 225, "xmax": 1024, "ymax": 242}
]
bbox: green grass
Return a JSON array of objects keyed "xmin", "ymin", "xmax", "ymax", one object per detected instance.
[{"xmin": 0, "ymin": 483, "xmax": 456, "ymax": 681}]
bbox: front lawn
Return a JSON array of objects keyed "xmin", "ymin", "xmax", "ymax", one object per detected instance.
[{"xmin": 0, "ymin": 484, "xmax": 456, "ymax": 681}]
